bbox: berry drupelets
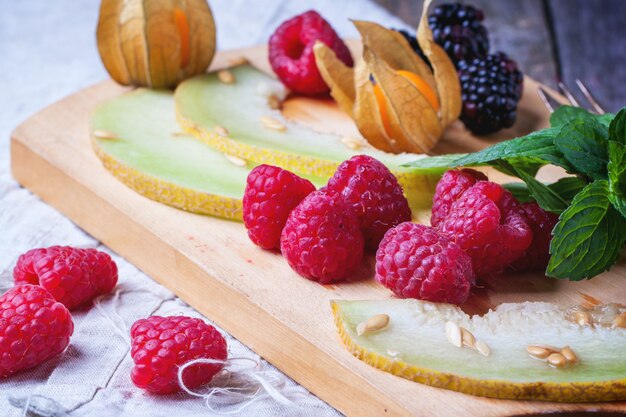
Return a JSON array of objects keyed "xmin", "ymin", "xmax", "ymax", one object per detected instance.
[
  {"xmin": 13, "ymin": 246, "xmax": 118, "ymax": 310},
  {"xmin": 457, "ymin": 52, "xmax": 524, "ymax": 134},
  {"xmin": 130, "ymin": 316, "xmax": 227, "ymax": 394},
  {"xmin": 269, "ymin": 10, "xmax": 353, "ymax": 95},
  {"xmin": 0, "ymin": 285, "xmax": 74, "ymax": 378}
]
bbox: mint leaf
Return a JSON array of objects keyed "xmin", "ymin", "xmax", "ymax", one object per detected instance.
[
  {"xmin": 452, "ymin": 129, "xmax": 573, "ymax": 170},
  {"xmin": 598, "ymin": 112, "xmax": 616, "ymax": 128},
  {"xmin": 504, "ymin": 177, "xmax": 587, "ymax": 204},
  {"xmin": 554, "ymin": 119, "xmax": 608, "ymax": 180},
  {"xmin": 608, "ymin": 108, "xmax": 626, "ymax": 145},
  {"xmin": 547, "ymin": 180, "xmax": 626, "ymax": 280},
  {"xmin": 403, "ymin": 154, "xmax": 467, "ymax": 171},
  {"xmin": 608, "ymin": 140, "xmax": 626, "ymax": 217},
  {"xmin": 550, "ymin": 106, "xmax": 596, "ymax": 127}
]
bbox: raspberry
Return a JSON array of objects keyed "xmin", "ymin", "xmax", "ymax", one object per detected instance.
[
  {"xmin": 431, "ymin": 168, "xmax": 487, "ymax": 227},
  {"xmin": 243, "ymin": 165, "xmax": 316, "ymax": 250},
  {"xmin": 510, "ymin": 202, "xmax": 559, "ymax": 271},
  {"xmin": 375, "ymin": 222, "xmax": 473, "ymax": 305},
  {"xmin": 13, "ymin": 246, "xmax": 118, "ymax": 310},
  {"xmin": 268, "ymin": 10, "xmax": 353, "ymax": 95},
  {"xmin": 130, "ymin": 315, "xmax": 227, "ymax": 395},
  {"xmin": 438, "ymin": 181, "xmax": 533, "ymax": 277},
  {"xmin": 326, "ymin": 155, "xmax": 412, "ymax": 249},
  {"xmin": 0, "ymin": 285, "xmax": 74, "ymax": 378},
  {"xmin": 280, "ymin": 190, "xmax": 363, "ymax": 283}
]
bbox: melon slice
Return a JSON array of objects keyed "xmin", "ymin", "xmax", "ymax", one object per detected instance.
[
  {"xmin": 331, "ymin": 299, "xmax": 626, "ymax": 402},
  {"xmin": 92, "ymin": 89, "xmax": 297, "ymax": 220},
  {"xmin": 174, "ymin": 64, "xmax": 443, "ymax": 210}
]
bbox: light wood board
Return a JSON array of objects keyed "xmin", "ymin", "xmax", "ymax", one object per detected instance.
[{"xmin": 10, "ymin": 46, "xmax": 626, "ymax": 416}]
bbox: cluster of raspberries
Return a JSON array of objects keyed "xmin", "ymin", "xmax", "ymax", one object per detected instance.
[
  {"xmin": 245, "ymin": 160, "xmax": 557, "ymax": 307},
  {"xmin": 243, "ymin": 155, "xmax": 412, "ymax": 284},
  {"xmin": 377, "ymin": 168, "xmax": 558, "ymax": 305},
  {"xmin": 2, "ymin": 247, "xmax": 228, "ymax": 395}
]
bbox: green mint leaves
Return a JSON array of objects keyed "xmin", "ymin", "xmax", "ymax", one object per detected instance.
[
  {"xmin": 547, "ymin": 181, "xmax": 626, "ymax": 280},
  {"xmin": 404, "ymin": 105, "xmax": 626, "ymax": 280}
]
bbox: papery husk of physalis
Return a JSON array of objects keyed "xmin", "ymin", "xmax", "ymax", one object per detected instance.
[
  {"xmin": 353, "ymin": 58, "xmax": 396, "ymax": 153},
  {"xmin": 417, "ymin": 0, "xmax": 462, "ymax": 126},
  {"xmin": 352, "ymin": 20, "xmax": 436, "ymax": 92},
  {"xmin": 97, "ymin": 0, "xmax": 216, "ymax": 88},
  {"xmin": 364, "ymin": 47, "xmax": 443, "ymax": 153},
  {"xmin": 313, "ymin": 41, "xmax": 356, "ymax": 116}
]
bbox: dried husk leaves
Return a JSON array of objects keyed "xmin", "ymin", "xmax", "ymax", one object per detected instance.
[
  {"xmin": 417, "ymin": 0, "xmax": 462, "ymax": 126},
  {"xmin": 313, "ymin": 41, "xmax": 356, "ymax": 116},
  {"xmin": 315, "ymin": 1, "xmax": 461, "ymax": 154},
  {"xmin": 97, "ymin": 0, "xmax": 216, "ymax": 88}
]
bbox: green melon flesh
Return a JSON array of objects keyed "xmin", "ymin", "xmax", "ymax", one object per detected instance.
[
  {"xmin": 332, "ymin": 299, "xmax": 626, "ymax": 402},
  {"xmin": 174, "ymin": 65, "xmax": 443, "ymax": 210},
  {"xmin": 92, "ymin": 89, "xmax": 326, "ymax": 219}
]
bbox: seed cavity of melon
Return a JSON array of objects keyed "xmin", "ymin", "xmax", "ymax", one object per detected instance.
[
  {"xmin": 174, "ymin": 64, "xmax": 445, "ymax": 211},
  {"xmin": 331, "ymin": 299, "xmax": 626, "ymax": 402}
]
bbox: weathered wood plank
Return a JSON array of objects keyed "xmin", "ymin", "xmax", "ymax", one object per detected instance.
[
  {"xmin": 548, "ymin": 0, "xmax": 626, "ymax": 112},
  {"xmin": 373, "ymin": 0, "xmax": 558, "ymax": 85}
]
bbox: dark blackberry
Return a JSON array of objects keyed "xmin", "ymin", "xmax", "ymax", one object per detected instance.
[
  {"xmin": 457, "ymin": 52, "xmax": 524, "ymax": 135},
  {"xmin": 428, "ymin": 3, "xmax": 489, "ymax": 66},
  {"xmin": 393, "ymin": 29, "xmax": 430, "ymax": 67}
]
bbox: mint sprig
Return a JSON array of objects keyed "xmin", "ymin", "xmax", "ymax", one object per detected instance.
[{"xmin": 404, "ymin": 105, "xmax": 626, "ymax": 280}]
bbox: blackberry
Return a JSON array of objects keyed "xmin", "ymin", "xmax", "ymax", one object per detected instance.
[
  {"xmin": 394, "ymin": 29, "xmax": 430, "ymax": 66},
  {"xmin": 457, "ymin": 52, "xmax": 524, "ymax": 135},
  {"xmin": 428, "ymin": 3, "xmax": 489, "ymax": 66}
]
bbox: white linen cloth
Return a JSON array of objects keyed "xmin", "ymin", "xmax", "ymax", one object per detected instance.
[{"xmin": 0, "ymin": 1, "xmax": 409, "ymax": 415}]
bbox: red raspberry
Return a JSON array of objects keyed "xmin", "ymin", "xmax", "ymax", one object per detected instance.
[
  {"xmin": 280, "ymin": 190, "xmax": 364, "ymax": 283},
  {"xmin": 438, "ymin": 181, "xmax": 533, "ymax": 277},
  {"xmin": 243, "ymin": 165, "xmax": 316, "ymax": 250},
  {"xmin": 13, "ymin": 246, "xmax": 118, "ymax": 310},
  {"xmin": 0, "ymin": 285, "xmax": 74, "ymax": 378},
  {"xmin": 268, "ymin": 10, "xmax": 353, "ymax": 95},
  {"xmin": 431, "ymin": 168, "xmax": 487, "ymax": 227},
  {"xmin": 326, "ymin": 155, "xmax": 412, "ymax": 250},
  {"xmin": 130, "ymin": 316, "xmax": 227, "ymax": 395},
  {"xmin": 510, "ymin": 202, "xmax": 559, "ymax": 271},
  {"xmin": 375, "ymin": 222, "xmax": 473, "ymax": 305}
]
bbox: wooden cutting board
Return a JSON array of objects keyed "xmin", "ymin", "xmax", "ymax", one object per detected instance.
[{"xmin": 10, "ymin": 46, "xmax": 626, "ymax": 417}]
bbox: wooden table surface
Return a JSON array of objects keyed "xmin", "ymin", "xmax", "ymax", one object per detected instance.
[{"xmin": 375, "ymin": 0, "xmax": 626, "ymax": 113}]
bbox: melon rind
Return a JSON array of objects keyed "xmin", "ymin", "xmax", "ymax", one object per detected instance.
[
  {"xmin": 91, "ymin": 89, "xmax": 252, "ymax": 220},
  {"xmin": 331, "ymin": 299, "xmax": 626, "ymax": 402},
  {"xmin": 174, "ymin": 65, "xmax": 443, "ymax": 211}
]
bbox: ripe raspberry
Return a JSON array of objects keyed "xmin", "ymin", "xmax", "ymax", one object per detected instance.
[
  {"xmin": 243, "ymin": 165, "xmax": 316, "ymax": 250},
  {"xmin": 326, "ymin": 155, "xmax": 412, "ymax": 249},
  {"xmin": 130, "ymin": 315, "xmax": 227, "ymax": 395},
  {"xmin": 0, "ymin": 285, "xmax": 74, "ymax": 378},
  {"xmin": 431, "ymin": 168, "xmax": 487, "ymax": 227},
  {"xmin": 510, "ymin": 202, "xmax": 559, "ymax": 271},
  {"xmin": 280, "ymin": 190, "xmax": 364, "ymax": 283},
  {"xmin": 438, "ymin": 181, "xmax": 533, "ymax": 277},
  {"xmin": 13, "ymin": 246, "xmax": 118, "ymax": 310},
  {"xmin": 268, "ymin": 10, "xmax": 353, "ymax": 95},
  {"xmin": 376, "ymin": 222, "xmax": 473, "ymax": 305}
]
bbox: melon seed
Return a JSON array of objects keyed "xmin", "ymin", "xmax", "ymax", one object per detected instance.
[
  {"xmin": 475, "ymin": 340, "xmax": 490, "ymax": 357},
  {"xmin": 356, "ymin": 314, "xmax": 389, "ymax": 336},
  {"xmin": 228, "ymin": 56, "xmax": 248, "ymax": 66},
  {"xmin": 561, "ymin": 346, "xmax": 578, "ymax": 364},
  {"xmin": 214, "ymin": 125, "xmax": 229, "ymax": 137},
  {"xmin": 260, "ymin": 116, "xmax": 287, "ymax": 132},
  {"xmin": 267, "ymin": 95, "xmax": 281, "ymax": 110},
  {"xmin": 224, "ymin": 154, "xmax": 246, "ymax": 167},
  {"xmin": 614, "ymin": 312, "xmax": 626, "ymax": 329},
  {"xmin": 341, "ymin": 137, "xmax": 362, "ymax": 151},
  {"xmin": 574, "ymin": 311, "xmax": 590, "ymax": 327},
  {"xmin": 445, "ymin": 321, "xmax": 462, "ymax": 348},
  {"xmin": 527, "ymin": 345, "xmax": 551, "ymax": 359},
  {"xmin": 460, "ymin": 327, "xmax": 476, "ymax": 348},
  {"xmin": 217, "ymin": 69, "xmax": 235, "ymax": 84},
  {"xmin": 93, "ymin": 129, "xmax": 119, "ymax": 140},
  {"xmin": 547, "ymin": 352, "xmax": 567, "ymax": 368}
]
